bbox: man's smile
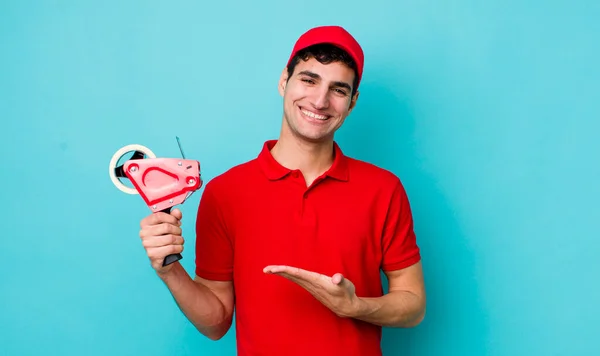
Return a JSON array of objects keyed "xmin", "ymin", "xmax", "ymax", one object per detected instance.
[{"xmin": 300, "ymin": 106, "xmax": 331, "ymax": 121}]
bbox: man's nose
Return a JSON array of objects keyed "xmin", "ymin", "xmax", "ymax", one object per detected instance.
[{"xmin": 311, "ymin": 86, "xmax": 330, "ymax": 110}]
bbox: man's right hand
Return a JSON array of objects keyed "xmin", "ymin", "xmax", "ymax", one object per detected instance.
[{"xmin": 139, "ymin": 208, "xmax": 185, "ymax": 274}]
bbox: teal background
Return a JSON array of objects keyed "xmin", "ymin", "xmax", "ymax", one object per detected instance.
[{"xmin": 1, "ymin": 0, "xmax": 598, "ymax": 355}]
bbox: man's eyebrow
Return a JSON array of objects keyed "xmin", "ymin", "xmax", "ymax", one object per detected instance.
[
  {"xmin": 297, "ymin": 70, "xmax": 352, "ymax": 92},
  {"xmin": 331, "ymin": 81, "xmax": 352, "ymax": 92},
  {"xmin": 297, "ymin": 70, "xmax": 320, "ymax": 79}
]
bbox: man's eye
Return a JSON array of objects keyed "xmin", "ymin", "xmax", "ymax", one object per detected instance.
[
  {"xmin": 334, "ymin": 89, "xmax": 347, "ymax": 96},
  {"xmin": 302, "ymin": 79, "xmax": 315, "ymax": 84}
]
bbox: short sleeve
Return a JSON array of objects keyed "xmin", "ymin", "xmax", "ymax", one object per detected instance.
[
  {"xmin": 194, "ymin": 181, "xmax": 233, "ymax": 281},
  {"xmin": 381, "ymin": 180, "xmax": 421, "ymax": 271}
]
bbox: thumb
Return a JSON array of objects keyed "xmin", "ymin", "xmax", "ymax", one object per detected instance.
[
  {"xmin": 332, "ymin": 273, "xmax": 344, "ymax": 285},
  {"xmin": 171, "ymin": 208, "xmax": 183, "ymax": 221}
]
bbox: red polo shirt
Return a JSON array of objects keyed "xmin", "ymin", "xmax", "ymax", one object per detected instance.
[{"xmin": 195, "ymin": 140, "xmax": 420, "ymax": 356}]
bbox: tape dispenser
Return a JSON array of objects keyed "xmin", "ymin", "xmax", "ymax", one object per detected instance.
[{"xmin": 108, "ymin": 138, "xmax": 202, "ymax": 266}]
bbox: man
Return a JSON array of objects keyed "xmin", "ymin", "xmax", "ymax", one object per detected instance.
[{"xmin": 139, "ymin": 25, "xmax": 426, "ymax": 355}]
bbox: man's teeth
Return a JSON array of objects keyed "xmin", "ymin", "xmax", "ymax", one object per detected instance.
[{"xmin": 301, "ymin": 109, "xmax": 328, "ymax": 120}]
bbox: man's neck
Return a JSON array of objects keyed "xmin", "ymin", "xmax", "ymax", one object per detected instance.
[{"xmin": 270, "ymin": 136, "xmax": 335, "ymax": 186}]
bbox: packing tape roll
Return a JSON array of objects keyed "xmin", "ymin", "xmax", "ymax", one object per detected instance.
[{"xmin": 108, "ymin": 144, "xmax": 156, "ymax": 195}]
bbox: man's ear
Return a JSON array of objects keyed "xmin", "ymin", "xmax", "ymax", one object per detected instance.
[
  {"xmin": 348, "ymin": 90, "xmax": 360, "ymax": 112},
  {"xmin": 278, "ymin": 68, "xmax": 289, "ymax": 96}
]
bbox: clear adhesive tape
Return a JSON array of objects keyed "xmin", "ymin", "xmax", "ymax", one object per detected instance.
[{"xmin": 108, "ymin": 144, "xmax": 156, "ymax": 195}]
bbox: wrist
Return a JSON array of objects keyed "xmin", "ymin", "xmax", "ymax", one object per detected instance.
[
  {"xmin": 348, "ymin": 296, "xmax": 371, "ymax": 319},
  {"xmin": 156, "ymin": 262, "xmax": 181, "ymax": 282}
]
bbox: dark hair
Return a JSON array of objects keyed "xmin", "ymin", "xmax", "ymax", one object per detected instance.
[{"xmin": 286, "ymin": 43, "xmax": 359, "ymax": 97}]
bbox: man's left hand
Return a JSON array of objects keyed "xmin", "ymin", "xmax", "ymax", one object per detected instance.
[{"xmin": 263, "ymin": 265, "xmax": 363, "ymax": 318}]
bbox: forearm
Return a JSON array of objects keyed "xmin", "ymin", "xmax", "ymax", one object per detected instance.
[
  {"xmin": 352, "ymin": 290, "xmax": 425, "ymax": 328},
  {"xmin": 157, "ymin": 263, "xmax": 231, "ymax": 340}
]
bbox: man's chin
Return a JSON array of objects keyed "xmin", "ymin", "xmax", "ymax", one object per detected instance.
[{"xmin": 294, "ymin": 131, "xmax": 335, "ymax": 144}]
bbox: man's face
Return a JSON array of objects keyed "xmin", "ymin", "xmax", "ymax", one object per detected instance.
[{"xmin": 278, "ymin": 57, "xmax": 359, "ymax": 143}]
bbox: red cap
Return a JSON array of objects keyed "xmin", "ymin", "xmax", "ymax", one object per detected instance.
[{"xmin": 287, "ymin": 25, "xmax": 364, "ymax": 89}]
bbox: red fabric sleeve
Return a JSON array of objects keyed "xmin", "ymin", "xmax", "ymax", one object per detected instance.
[
  {"xmin": 381, "ymin": 180, "xmax": 421, "ymax": 271},
  {"xmin": 194, "ymin": 181, "xmax": 234, "ymax": 281}
]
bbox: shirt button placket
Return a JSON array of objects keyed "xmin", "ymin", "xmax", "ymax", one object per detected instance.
[{"xmin": 292, "ymin": 170, "xmax": 304, "ymax": 217}]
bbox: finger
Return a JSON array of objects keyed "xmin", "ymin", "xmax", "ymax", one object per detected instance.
[
  {"xmin": 286, "ymin": 266, "xmax": 325, "ymax": 283},
  {"xmin": 332, "ymin": 273, "xmax": 344, "ymax": 285},
  {"xmin": 263, "ymin": 265, "xmax": 279, "ymax": 274},
  {"xmin": 263, "ymin": 266, "xmax": 304, "ymax": 285},
  {"xmin": 147, "ymin": 244, "xmax": 184, "ymax": 261},
  {"xmin": 141, "ymin": 212, "xmax": 181, "ymax": 228},
  {"xmin": 142, "ymin": 234, "xmax": 184, "ymax": 248},
  {"xmin": 152, "ymin": 211, "xmax": 181, "ymax": 226},
  {"xmin": 264, "ymin": 265, "xmax": 302, "ymax": 276},
  {"xmin": 264, "ymin": 265, "xmax": 326, "ymax": 285},
  {"xmin": 170, "ymin": 208, "xmax": 182, "ymax": 221},
  {"xmin": 140, "ymin": 222, "xmax": 182, "ymax": 238}
]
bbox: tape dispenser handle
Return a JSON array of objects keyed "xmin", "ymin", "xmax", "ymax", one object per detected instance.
[{"xmin": 159, "ymin": 207, "xmax": 183, "ymax": 266}]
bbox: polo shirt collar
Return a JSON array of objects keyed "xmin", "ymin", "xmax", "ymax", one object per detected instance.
[{"xmin": 257, "ymin": 140, "xmax": 349, "ymax": 182}]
